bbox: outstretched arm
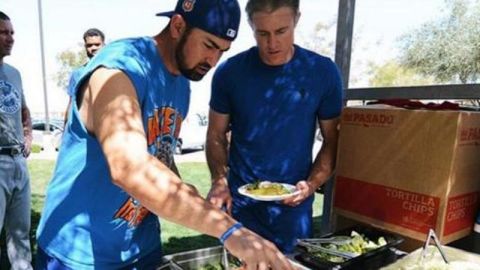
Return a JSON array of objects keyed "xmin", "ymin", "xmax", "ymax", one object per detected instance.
[{"xmin": 78, "ymin": 68, "xmax": 294, "ymax": 270}]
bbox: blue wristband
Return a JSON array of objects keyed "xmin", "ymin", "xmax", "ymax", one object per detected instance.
[{"xmin": 220, "ymin": 222, "xmax": 243, "ymax": 244}]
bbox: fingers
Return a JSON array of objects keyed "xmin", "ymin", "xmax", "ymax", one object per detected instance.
[
  {"xmin": 209, "ymin": 196, "xmax": 224, "ymax": 209},
  {"xmin": 243, "ymin": 247, "xmax": 294, "ymax": 270},
  {"xmin": 227, "ymin": 229, "xmax": 294, "ymax": 270},
  {"xmin": 268, "ymin": 251, "xmax": 295, "ymax": 270},
  {"xmin": 226, "ymin": 199, "xmax": 233, "ymax": 215},
  {"xmin": 283, "ymin": 180, "xmax": 314, "ymax": 206},
  {"xmin": 282, "ymin": 192, "xmax": 304, "ymax": 206},
  {"xmin": 257, "ymin": 261, "xmax": 269, "ymax": 270},
  {"xmin": 207, "ymin": 184, "xmax": 232, "ymax": 210}
]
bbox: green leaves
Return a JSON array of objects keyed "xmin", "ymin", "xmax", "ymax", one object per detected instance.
[{"xmin": 399, "ymin": 0, "xmax": 480, "ymax": 84}]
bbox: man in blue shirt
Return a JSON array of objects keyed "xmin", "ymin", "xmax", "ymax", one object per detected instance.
[
  {"xmin": 206, "ymin": 0, "xmax": 344, "ymax": 253},
  {"xmin": 36, "ymin": 1, "xmax": 295, "ymax": 269},
  {"xmin": 63, "ymin": 28, "xmax": 105, "ymax": 124}
]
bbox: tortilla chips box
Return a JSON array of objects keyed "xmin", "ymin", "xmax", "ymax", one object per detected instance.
[{"xmin": 333, "ymin": 105, "xmax": 480, "ymax": 244}]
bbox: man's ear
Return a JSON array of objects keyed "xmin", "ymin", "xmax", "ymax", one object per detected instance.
[{"xmin": 169, "ymin": 14, "xmax": 187, "ymax": 39}]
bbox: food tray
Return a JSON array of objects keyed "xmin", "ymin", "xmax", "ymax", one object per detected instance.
[
  {"xmin": 380, "ymin": 245, "xmax": 480, "ymax": 269},
  {"xmin": 158, "ymin": 245, "xmax": 310, "ymax": 270},
  {"xmin": 295, "ymin": 225, "xmax": 404, "ymax": 269},
  {"xmin": 157, "ymin": 246, "xmax": 238, "ymax": 270}
]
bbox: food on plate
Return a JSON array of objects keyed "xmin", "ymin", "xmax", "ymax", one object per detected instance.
[
  {"xmin": 309, "ymin": 231, "xmax": 387, "ymax": 263},
  {"xmin": 244, "ymin": 181, "xmax": 292, "ymax": 196}
]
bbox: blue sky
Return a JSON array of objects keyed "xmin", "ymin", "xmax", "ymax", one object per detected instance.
[{"xmin": 1, "ymin": 0, "xmax": 444, "ymax": 116}]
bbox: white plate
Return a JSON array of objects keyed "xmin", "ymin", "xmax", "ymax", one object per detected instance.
[{"xmin": 238, "ymin": 181, "xmax": 300, "ymax": 201}]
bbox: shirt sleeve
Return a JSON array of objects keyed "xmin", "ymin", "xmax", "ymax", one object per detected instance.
[
  {"xmin": 15, "ymin": 68, "xmax": 26, "ymax": 108},
  {"xmin": 209, "ymin": 61, "xmax": 231, "ymax": 114},
  {"xmin": 317, "ymin": 59, "xmax": 344, "ymax": 120}
]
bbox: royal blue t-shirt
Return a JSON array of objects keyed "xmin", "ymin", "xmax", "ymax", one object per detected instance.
[
  {"xmin": 210, "ymin": 45, "xmax": 343, "ymax": 252},
  {"xmin": 37, "ymin": 37, "xmax": 190, "ymax": 269},
  {"xmin": 66, "ymin": 66, "xmax": 84, "ymax": 97}
]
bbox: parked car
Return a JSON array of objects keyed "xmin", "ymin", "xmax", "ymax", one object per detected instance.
[
  {"xmin": 176, "ymin": 113, "xmax": 208, "ymax": 154},
  {"xmin": 32, "ymin": 119, "xmax": 64, "ymax": 151}
]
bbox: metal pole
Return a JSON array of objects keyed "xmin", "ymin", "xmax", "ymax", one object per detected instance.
[
  {"xmin": 335, "ymin": 0, "xmax": 356, "ymax": 89},
  {"xmin": 321, "ymin": 0, "xmax": 356, "ymax": 236},
  {"xmin": 37, "ymin": 0, "xmax": 50, "ymax": 133}
]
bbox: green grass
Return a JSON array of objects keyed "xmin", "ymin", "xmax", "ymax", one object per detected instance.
[
  {"xmin": 1, "ymin": 159, "xmax": 324, "ymax": 266},
  {"xmin": 31, "ymin": 144, "xmax": 42, "ymax": 154}
]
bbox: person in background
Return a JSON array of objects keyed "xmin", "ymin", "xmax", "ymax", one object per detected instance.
[
  {"xmin": 206, "ymin": 0, "xmax": 344, "ymax": 254},
  {"xmin": 63, "ymin": 28, "xmax": 105, "ymax": 124},
  {"xmin": 0, "ymin": 11, "xmax": 33, "ymax": 270},
  {"xmin": 82, "ymin": 28, "xmax": 105, "ymax": 59},
  {"xmin": 36, "ymin": 0, "xmax": 294, "ymax": 269}
]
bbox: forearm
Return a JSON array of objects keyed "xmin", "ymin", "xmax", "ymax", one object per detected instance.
[
  {"xmin": 112, "ymin": 153, "xmax": 236, "ymax": 239},
  {"xmin": 21, "ymin": 107, "xmax": 32, "ymax": 144},
  {"xmin": 206, "ymin": 132, "xmax": 229, "ymax": 184},
  {"xmin": 307, "ymin": 141, "xmax": 337, "ymax": 190}
]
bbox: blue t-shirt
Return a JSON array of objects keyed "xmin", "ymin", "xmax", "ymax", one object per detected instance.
[
  {"xmin": 66, "ymin": 66, "xmax": 85, "ymax": 97},
  {"xmin": 0, "ymin": 63, "xmax": 26, "ymax": 146},
  {"xmin": 210, "ymin": 45, "xmax": 343, "ymax": 252},
  {"xmin": 37, "ymin": 37, "xmax": 190, "ymax": 269}
]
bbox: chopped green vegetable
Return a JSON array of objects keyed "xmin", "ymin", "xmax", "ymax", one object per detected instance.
[
  {"xmin": 310, "ymin": 231, "xmax": 388, "ymax": 263},
  {"xmin": 197, "ymin": 262, "xmax": 223, "ymax": 270}
]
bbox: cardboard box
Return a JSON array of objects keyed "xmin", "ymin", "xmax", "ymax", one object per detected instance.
[{"xmin": 333, "ymin": 105, "xmax": 480, "ymax": 244}]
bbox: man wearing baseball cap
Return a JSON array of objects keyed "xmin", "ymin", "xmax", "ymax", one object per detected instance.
[{"xmin": 36, "ymin": 0, "xmax": 294, "ymax": 269}]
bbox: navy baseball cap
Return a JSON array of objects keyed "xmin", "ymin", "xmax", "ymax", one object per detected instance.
[{"xmin": 156, "ymin": 0, "xmax": 241, "ymax": 41}]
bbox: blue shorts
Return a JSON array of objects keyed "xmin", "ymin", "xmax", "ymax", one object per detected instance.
[{"xmin": 35, "ymin": 246, "xmax": 163, "ymax": 270}]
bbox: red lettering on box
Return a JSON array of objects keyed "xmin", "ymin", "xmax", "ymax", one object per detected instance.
[
  {"xmin": 342, "ymin": 111, "xmax": 394, "ymax": 127},
  {"xmin": 334, "ymin": 176, "xmax": 440, "ymax": 234},
  {"xmin": 459, "ymin": 127, "xmax": 480, "ymax": 146},
  {"xmin": 444, "ymin": 192, "xmax": 479, "ymax": 236}
]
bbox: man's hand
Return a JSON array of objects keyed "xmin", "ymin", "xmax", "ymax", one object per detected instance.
[
  {"xmin": 225, "ymin": 227, "xmax": 295, "ymax": 270},
  {"xmin": 21, "ymin": 106, "xmax": 32, "ymax": 158},
  {"xmin": 207, "ymin": 177, "xmax": 232, "ymax": 214},
  {"xmin": 282, "ymin": 180, "xmax": 315, "ymax": 207},
  {"xmin": 22, "ymin": 136, "xmax": 32, "ymax": 158}
]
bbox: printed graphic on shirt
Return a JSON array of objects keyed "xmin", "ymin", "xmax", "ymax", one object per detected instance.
[
  {"xmin": 0, "ymin": 81, "xmax": 21, "ymax": 114},
  {"xmin": 113, "ymin": 106, "xmax": 183, "ymax": 227},
  {"xmin": 146, "ymin": 106, "xmax": 183, "ymax": 167},
  {"xmin": 114, "ymin": 198, "xmax": 150, "ymax": 227}
]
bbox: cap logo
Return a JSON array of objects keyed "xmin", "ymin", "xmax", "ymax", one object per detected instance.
[
  {"xmin": 226, "ymin": 29, "xmax": 236, "ymax": 38},
  {"xmin": 182, "ymin": 0, "xmax": 196, "ymax": 12}
]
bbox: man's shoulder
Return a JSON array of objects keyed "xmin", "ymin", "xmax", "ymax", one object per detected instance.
[
  {"xmin": 88, "ymin": 37, "xmax": 154, "ymax": 68},
  {"xmin": 102, "ymin": 37, "xmax": 149, "ymax": 53},
  {"xmin": 2, "ymin": 62, "xmax": 21, "ymax": 75},
  {"xmin": 221, "ymin": 47, "xmax": 257, "ymax": 69},
  {"xmin": 294, "ymin": 45, "xmax": 338, "ymax": 73},
  {"xmin": 296, "ymin": 46, "xmax": 333, "ymax": 64}
]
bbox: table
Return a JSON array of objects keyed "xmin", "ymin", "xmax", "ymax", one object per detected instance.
[{"xmin": 448, "ymin": 231, "xmax": 480, "ymax": 254}]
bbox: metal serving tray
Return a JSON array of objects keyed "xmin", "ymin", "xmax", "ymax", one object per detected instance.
[
  {"xmin": 295, "ymin": 225, "xmax": 404, "ymax": 270},
  {"xmin": 158, "ymin": 245, "xmax": 311, "ymax": 270},
  {"xmin": 158, "ymin": 246, "xmax": 231, "ymax": 270}
]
